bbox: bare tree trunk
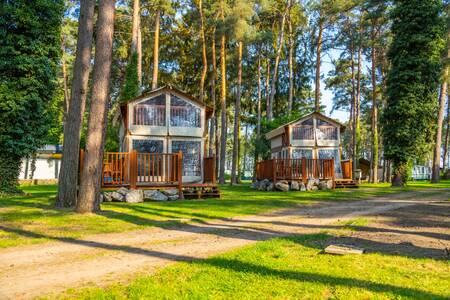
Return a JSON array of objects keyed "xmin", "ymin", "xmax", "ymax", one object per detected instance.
[
  {"xmin": 197, "ymin": 0, "xmax": 207, "ymax": 102},
  {"xmin": 131, "ymin": 0, "xmax": 141, "ymax": 87},
  {"xmin": 257, "ymin": 55, "xmax": 262, "ymax": 137},
  {"xmin": 370, "ymin": 23, "xmax": 378, "ymax": 184},
  {"xmin": 268, "ymin": 3, "xmax": 289, "ymax": 120},
  {"xmin": 77, "ymin": 0, "xmax": 116, "ymax": 213},
  {"xmin": 151, "ymin": 9, "xmax": 160, "ymax": 90},
  {"xmin": 60, "ymin": 35, "xmax": 70, "ymax": 119},
  {"xmin": 231, "ymin": 41, "xmax": 243, "ymax": 184},
  {"xmin": 265, "ymin": 58, "xmax": 270, "ymax": 118},
  {"xmin": 209, "ymin": 30, "xmax": 217, "ymax": 157},
  {"xmin": 218, "ymin": 18, "xmax": 227, "ymax": 184},
  {"xmin": 443, "ymin": 96, "xmax": 450, "ymax": 171},
  {"xmin": 314, "ymin": 18, "xmax": 323, "ymax": 111},
  {"xmin": 56, "ymin": 0, "xmax": 95, "ymax": 208},
  {"xmin": 432, "ymin": 81, "xmax": 448, "ymax": 183},
  {"xmin": 351, "ymin": 42, "xmax": 357, "ymax": 173},
  {"xmin": 287, "ymin": 15, "xmax": 294, "ymax": 114}
]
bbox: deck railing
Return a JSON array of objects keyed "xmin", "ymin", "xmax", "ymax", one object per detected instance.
[{"xmin": 256, "ymin": 158, "xmax": 335, "ymax": 183}]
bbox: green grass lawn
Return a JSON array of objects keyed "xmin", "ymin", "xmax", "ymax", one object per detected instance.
[
  {"xmin": 0, "ymin": 180, "xmax": 448, "ymax": 248},
  {"xmin": 64, "ymin": 234, "xmax": 450, "ymax": 300}
]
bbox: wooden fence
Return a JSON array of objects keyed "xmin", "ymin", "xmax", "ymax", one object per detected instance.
[{"xmin": 256, "ymin": 158, "xmax": 335, "ymax": 183}]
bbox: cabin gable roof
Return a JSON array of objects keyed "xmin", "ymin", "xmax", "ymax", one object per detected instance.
[{"xmin": 265, "ymin": 112, "xmax": 345, "ymax": 140}]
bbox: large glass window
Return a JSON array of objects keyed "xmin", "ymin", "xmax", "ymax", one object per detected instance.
[
  {"xmin": 132, "ymin": 139, "xmax": 163, "ymax": 153},
  {"xmin": 292, "ymin": 149, "xmax": 313, "ymax": 159},
  {"xmin": 318, "ymin": 149, "xmax": 341, "ymax": 174},
  {"xmin": 292, "ymin": 118, "xmax": 314, "ymax": 140},
  {"xmin": 172, "ymin": 141, "xmax": 201, "ymax": 176},
  {"xmin": 316, "ymin": 119, "xmax": 338, "ymax": 140},
  {"xmin": 133, "ymin": 94, "xmax": 166, "ymax": 126},
  {"xmin": 170, "ymin": 94, "xmax": 201, "ymax": 127}
]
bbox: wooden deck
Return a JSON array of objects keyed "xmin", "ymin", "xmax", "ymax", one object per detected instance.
[
  {"xmin": 256, "ymin": 158, "xmax": 357, "ymax": 188},
  {"xmin": 79, "ymin": 150, "xmax": 219, "ymax": 199}
]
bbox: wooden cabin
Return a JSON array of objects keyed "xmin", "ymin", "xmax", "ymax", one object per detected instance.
[
  {"xmin": 80, "ymin": 86, "xmax": 218, "ymax": 199},
  {"xmin": 257, "ymin": 112, "xmax": 356, "ymax": 188}
]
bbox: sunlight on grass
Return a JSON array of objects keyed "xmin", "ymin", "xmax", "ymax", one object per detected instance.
[
  {"xmin": 64, "ymin": 234, "xmax": 450, "ymax": 300},
  {"xmin": 0, "ymin": 180, "xmax": 449, "ymax": 248}
]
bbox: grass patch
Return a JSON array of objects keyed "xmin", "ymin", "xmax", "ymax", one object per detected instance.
[
  {"xmin": 63, "ymin": 234, "xmax": 450, "ymax": 300},
  {"xmin": 1, "ymin": 181, "xmax": 449, "ymax": 248}
]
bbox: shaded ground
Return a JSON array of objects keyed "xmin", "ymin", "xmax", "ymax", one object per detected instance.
[{"xmin": 0, "ymin": 189, "xmax": 448, "ymax": 299}]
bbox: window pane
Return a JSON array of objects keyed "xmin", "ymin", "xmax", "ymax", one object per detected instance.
[
  {"xmin": 316, "ymin": 119, "xmax": 338, "ymax": 140},
  {"xmin": 172, "ymin": 141, "xmax": 201, "ymax": 176},
  {"xmin": 292, "ymin": 149, "xmax": 313, "ymax": 159},
  {"xmin": 170, "ymin": 94, "xmax": 201, "ymax": 127},
  {"xmin": 133, "ymin": 94, "xmax": 166, "ymax": 126},
  {"xmin": 318, "ymin": 149, "xmax": 341, "ymax": 174},
  {"xmin": 292, "ymin": 117, "xmax": 314, "ymax": 140},
  {"xmin": 132, "ymin": 139, "xmax": 163, "ymax": 153}
]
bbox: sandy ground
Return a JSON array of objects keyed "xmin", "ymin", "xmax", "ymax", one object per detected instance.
[{"xmin": 0, "ymin": 190, "xmax": 448, "ymax": 299}]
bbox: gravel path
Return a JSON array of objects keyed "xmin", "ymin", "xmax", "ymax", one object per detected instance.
[{"xmin": 0, "ymin": 189, "xmax": 448, "ymax": 299}]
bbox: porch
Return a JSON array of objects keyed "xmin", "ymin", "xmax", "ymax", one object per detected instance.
[
  {"xmin": 256, "ymin": 158, "xmax": 355, "ymax": 188},
  {"xmin": 79, "ymin": 150, "xmax": 218, "ymax": 199}
]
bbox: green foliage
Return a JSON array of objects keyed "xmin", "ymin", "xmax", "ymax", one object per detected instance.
[
  {"xmin": 0, "ymin": 0, "xmax": 64, "ymax": 193},
  {"xmin": 382, "ymin": 0, "xmax": 445, "ymax": 181},
  {"xmin": 120, "ymin": 52, "xmax": 140, "ymax": 102}
]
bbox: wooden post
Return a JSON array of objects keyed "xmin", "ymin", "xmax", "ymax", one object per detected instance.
[
  {"xmin": 130, "ymin": 150, "xmax": 137, "ymax": 189},
  {"xmin": 302, "ymin": 157, "xmax": 307, "ymax": 183},
  {"xmin": 332, "ymin": 159, "xmax": 336, "ymax": 189},
  {"xmin": 79, "ymin": 148, "xmax": 85, "ymax": 184},
  {"xmin": 349, "ymin": 159, "xmax": 353, "ymax": 180},
  {"xmin": 178, "ymin": 151, "xmax": 184, "ymax": 199},
  {"xmin": 272, "ymin": 159, "xmax": 276, "ymax": 183}
]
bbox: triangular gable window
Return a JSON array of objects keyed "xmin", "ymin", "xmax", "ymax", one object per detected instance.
[
  {"xmin": 292, "ymin": 117, "xmax": 314, "ymax": 140},
  {"xmin": 133, "ymin": 94, "xmax": 166, "ymax": 126}
]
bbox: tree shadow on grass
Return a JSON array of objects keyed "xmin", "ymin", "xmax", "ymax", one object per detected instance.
[{"xmin": 1, "ymin": 225, "xmax": 446, "ymax": 300}]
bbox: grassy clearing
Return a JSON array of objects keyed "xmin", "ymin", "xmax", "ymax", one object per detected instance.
[
  {"xmin": 1, "ymin": 180, "xmax": 448, "ymax": 248},
  {"xmin": 63, "ymin": 234, "xmax": 450, "ymax": 300}
]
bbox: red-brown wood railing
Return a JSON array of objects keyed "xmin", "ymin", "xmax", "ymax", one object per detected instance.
[
  {"xmin": 203, "ymin": 156, "xmax": 216, "ymax": 184},
  {"xmin": 256, "ymin": 158, "xmax": 335, "ymax": 183},
  {"xmin": 341, "ymin": 159, "xmax": 353, "ymax": 180}
]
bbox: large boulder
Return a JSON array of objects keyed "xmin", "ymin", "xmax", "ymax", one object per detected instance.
[
  {"xmin": 163, "ymin": 189, "xmax": 179, "ymax": 196},
  {"xmin": 103, "ymin": 192, "xmax": 113, "ymax": 202},
  {"xmin": 144, "ymin": 190, "xmax": 168, "ymax": 201},
  {"xmin": 290, "ymin": 181, "xmax": 300, "ymax": 191},
  {"xmin": 275, "ymin": 181, "xmax": 289, "ymax": 192},
  {"xmin": 125, "ymin": 189, "xmax": 144, "ymax": 203},
  {"xmin": 300, "ymin": 182, "xmax": 307, "ymax": 192},
  {"xmin": 117, "ymin": 187, "xmax": 129, "ymax": 196},
  {"xmin": 266, "ymin": 182, "xmax": 275, "ymax": 191},
  {"xmin": 111, "ymin": 191, "xmax": 125, "ymax": 202},
  {"xmin": 258, "ymin": 179, "xmax": 269, "ymax": 191},
  {"xmin": 306, "ymin": 179, "xmax": 316, "ymax": 191},
  {"xmin": 168, "ymin": 194, "xmax": 179, "ymax": 201}
]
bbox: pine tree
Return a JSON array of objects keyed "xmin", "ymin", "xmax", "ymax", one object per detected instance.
[
  {"xmin": 383, "ymin": 0, "xmax": 445, "ymax": 186},
  {"xmin": 0, "ymin": 0, "xmax": 64, "ymax": 194}
]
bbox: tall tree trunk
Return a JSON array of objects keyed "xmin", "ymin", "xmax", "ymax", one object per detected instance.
[
  {"xmin": 443, "ymin": 96, "xmax": 450, "ymax": 171},
  {"xmin": 197, "ymin": 0, "xmax": 207, "ymax": 102},
  {"xmin": 370, "ymin": 24, "xmax": 378, "ymax": 184},
  {"xmin": 432, "ymin": 81, "xmax": 448, "ymax": 183},
  {"xmin": 131, "ymin": 0, "xmax": 141, "ymax": 87},
  {"xmin": 56, "ymin": 0, "xmax": 95, "ymax": 208},
  {"xmin": 209, "ymin": 30, "xmax": 217, "ymax": 157},
  {"xmin": 257, "ymin": 55, "xmax": 262, "ymax": 137},
  {"xmin": 314, "ymin": 18, "xmax": 324, "ymax": 111},
  {"xmin": 152, "ymin": 9, "xmax": 160, "ymax": 90},
  {"xmin": 60, "ymin": 36, "xmax": 70, "ymax": 119},
  {"xmin": 268, "ymin": 4, "xmax": 289, "ymax": 120},
  {"xmin": 351, "ymin": 42, "xmax": 357, "ymax": 173},
  {"xmin": 231, "ymin": 41, "xmax": 243, "ymax": 184},
  {"xmin": 287, "ymin": 16, "xmax": 294, "ymax": 114},
  {"xmin": 265, "ymin": 58, "xmax": 271, "ymax": 118},
  {"xmin": 77, "ymin": 0, "xmax": 116, "ymax": 213},
  {"xmin": 218, "ymin": 17, "xmax": 227, "ymax": 184}
]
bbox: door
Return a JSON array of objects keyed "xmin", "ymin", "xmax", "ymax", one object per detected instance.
[{"xmin": 171, "ymin": 140, "xmax": 202, "ymax": 183}]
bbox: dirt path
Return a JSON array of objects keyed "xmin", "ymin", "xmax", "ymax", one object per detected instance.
[{"xmin": 0, "ymin": 190, "xmax": 448, "ymax": 299}]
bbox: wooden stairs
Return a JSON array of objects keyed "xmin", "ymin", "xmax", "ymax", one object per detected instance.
[
  {"xmin": 335, "ymin": 179, "xmax": 359, "ymax": 189},
  {"xmin": 182, "ymin": 184, "xmax": 221, "ymax": 199}
]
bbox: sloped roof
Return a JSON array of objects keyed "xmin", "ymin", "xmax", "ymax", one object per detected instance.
[
  {"xmin": 126, "ymin": 85, "xmax": 209, "ymax": 108},
  {"xmin": 265, "ymin": 111, "xmax": 346, "ymax": 140}
]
